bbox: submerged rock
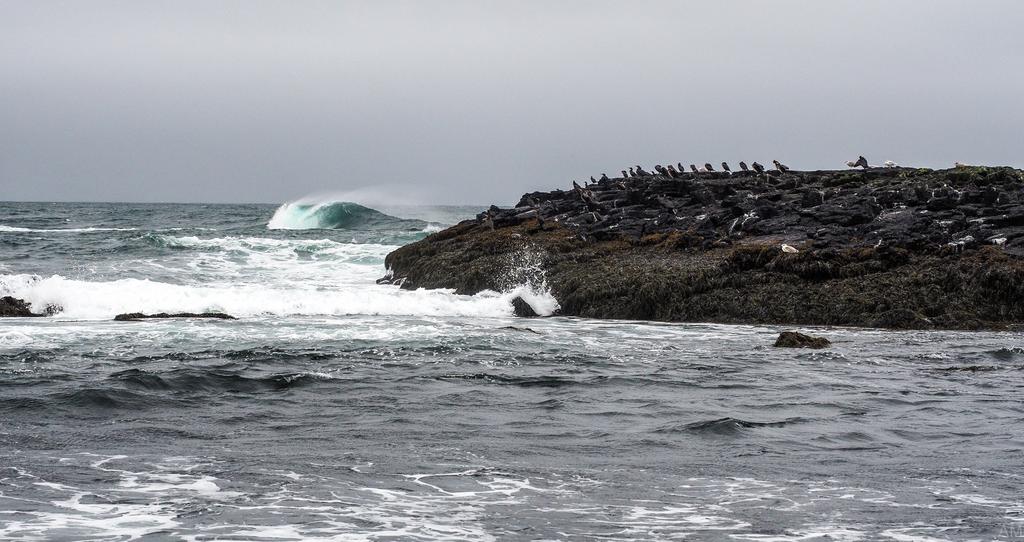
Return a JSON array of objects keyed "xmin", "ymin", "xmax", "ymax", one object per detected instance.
[
  {"xmin": 500, "ymin": 325, "xmax": 541, "ymax": 334},
  {"xmin": 0, "ymin": 296, "xmax": 43, "ymax": 317},
  {"xmin": 114, "ymin": 312, "xmax": 237, "ymax": 321},
  {"xmin": 936, "ymin": 365, "xmax": 999, "ymax": 372},
  {"xmin": 773, "ymin": 331, "xmax": 831, "ymax": 349}
]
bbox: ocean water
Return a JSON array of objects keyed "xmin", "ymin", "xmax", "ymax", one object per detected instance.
[{"xmin": 1, "ymin": 201, "xmax": 1023, "ymax": 541}]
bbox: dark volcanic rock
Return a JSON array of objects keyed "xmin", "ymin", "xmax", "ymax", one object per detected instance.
[
  {"xmin": 774, "ymin": 331, "xmax": 831, "ymax": 349},
  {"xmin": 511, "ymin": 296, "xmax": 539, "ymax": 318},
  {"xmin": 114, "ymin": 312, "xmax": 236, "ymax": 321},
  {"xmin": 0, "ymin": 296, "xmax": 43, "ymax": 317},
  {"xmin": 383, "ymin": 166, "xmax": 1024, "ymax": 330}
]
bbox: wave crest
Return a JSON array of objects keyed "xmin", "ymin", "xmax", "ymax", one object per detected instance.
[{"xmin": 267, "ymin": 201, "xmax": 426, "ymax": 231}]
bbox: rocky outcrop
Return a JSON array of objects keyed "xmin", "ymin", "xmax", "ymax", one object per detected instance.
[
  {"xmin": 383, "ymin": 166, "xmax": 1024, "ymax": 330},
  {"xmin": 114, "ymin": 312, "xmax": 236, "ymax": 321},
  {"xmin": 774, "ymin": 331, "xmax": 831, "ymax": 349},
  {"xmin": 510, "ymin": 296, "xmax": 540, "ymax": 317},
  {"xmin": 0, "ymin": 296, "xmax": 42, "ymax": 317}
]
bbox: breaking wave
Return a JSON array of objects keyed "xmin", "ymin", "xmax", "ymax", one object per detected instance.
[
  {"xmin": 267, "ymin": 201, "xmax": 428, "ymax": 231},
  {"xmin": 0, "ymin": 272, "xmax": 558, "ymax": 321}
]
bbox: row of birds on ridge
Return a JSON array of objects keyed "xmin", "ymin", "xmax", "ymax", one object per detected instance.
[
  {"xmin": 582, "ymin": 156, "xmax": 900, "ymax": 184},
  {"xmin": 619, "ymin": 160, "xmax": 789, "ymax": 180}
]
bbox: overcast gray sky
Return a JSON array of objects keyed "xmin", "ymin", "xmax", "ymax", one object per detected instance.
[{"xmin": 1, "ymin": 1, "xmax": 1022, "ymax": 204}]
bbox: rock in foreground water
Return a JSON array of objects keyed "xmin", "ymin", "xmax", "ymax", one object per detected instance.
[
  {"xmin": 774, "ymin": 331, "xmax": 831, "ymax": 349},
  {"xmin": 0, "ymin": 296, "xmax": 43, "ymax": 317},
  {"xmin": 511, "ymin": 296, "xmax": 540, "ymax": 317},
  {"xmin": 114, "ymin": 312, "xmax": 236, "ymax": 321}
]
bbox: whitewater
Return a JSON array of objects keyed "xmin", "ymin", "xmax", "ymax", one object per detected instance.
[
  {"xmin": 2, "ymin": 200, "xmax": 1023, "ymax": 541},
  {"xmin": 0, "ymin": 201, "xmax": 556, "ymax": 321}
]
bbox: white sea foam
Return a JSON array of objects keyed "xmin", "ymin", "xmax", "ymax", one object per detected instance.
[
  {"xmin": 505, "ymin": 284, "xmax": 561, "ymax": 317},
  {"xmin": 266, "ymin": 201, "xmax": 335, "ymax": 230},
  {"xmin": 0, "ymin": 329, "xmax": 37, "ymax": 349},
  {"xmin": 148, "ymin": 234, "xmax": 392, "ymax": 269},
  {"xmin": 0, "ymin": 225, "xmax": 137, "ymax": 233},
  {"xmin": 0, "ymin": 272, "xmax": 554, "ymax": 320},
  {"xmin": 0, "ymin": 269, "xmax": 560, "ymax": 324},
  {"xmin": 3, "ymin": 227, "xmax": 560, "ymax": 321},
  {"xmin": 129, "ymin": 234, "xmax": 398, "ymax": 294},
  {"xmin": 0, "ymin": 455, "xmax": 255, "ymax": 542}
]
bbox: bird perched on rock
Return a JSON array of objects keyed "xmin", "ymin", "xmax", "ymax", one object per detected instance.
[
  {"xmin": 846, "ymin": 160, "xmax": 857, "ymax": 168},
  {"xmin": 781, "ymin": 244, "xmax": 799, "ymax": 254},
  {"xmin": 721, "ymin": 162, "xmax": 731, "ymax": 172},
  {"xmin": 635, "ymin": 165, "xmax": 649, "ymax": 176},
  {"xmin": 884, "ymin": 160, "xmax": 897, "ymax": 168},
  {"xmin": 954, "ymin": 161, "xmax": 970, "ymax": 168},
  {"xmin": 654, "ymin": 165, "xmax": 667, "ymax": 176},
  {"xmin": 590, "ymin": 176, "xmax": 596, "ymax": 183},
  {"xmin": 751, "ymin": 162, "xmax": 765, "ymax": 173},
  {"xmin": 666, "ymin": 164, "xmax": 679, "ymax": 177},
  {"xmin": 600, "ymin": 173, "xmax": 610, "ymax": 182},
  {"xmin": 773, "ymin": 160, "xmax": 790, "ymax": 172},
  {"xmin": 704, "ymin": 163, "xmax": 715, "ymax": 172},
  {"xmin": 572, "ymin": 180, "xmax": 583, "ymax": 191},
  {"xmin": 629, "ymin": 167, "xmax": 636, "ymax": 177},
  {"xmin": 690, "ymin": 164, "xmax": 699, "ymax": 173},
  {"xmin": 854, "ymin": 156, "xmax": 869, "ymax": 169},
  {"xmin": 621, "ymin": 170, "xmax": 629, "ymax": 178},
  {"xmin": 677, "ymin": 162, "xmax": 686, "ymax": 173},
  {"xmin": 739, "ymin": 161, "xmax": 749, "ymax": 172}
]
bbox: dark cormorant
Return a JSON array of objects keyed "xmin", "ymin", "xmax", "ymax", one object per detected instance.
[
  {"xmin": 721, "ymin": 162, "xmax": 731, "ymax": 172},
  {"xmin": 704, "ymin": 163, "xmax": 715, "ymax": 172},
  {"xmin": 773, "ymin": 160, "xmax": 790, "ymax": 172},
  {"xmin": 855, "ymin": 156, "xmax": 869, "ymax": 169},
  {"xmin": 739, "ymin": 161, "xmax": 749, "ymax": 172},
  {"xmin": 752, "ymin": 162, "xmax": 765, "ymax": 173},
  {"xmin": 600, "ymin": 173, "xmax": 610, "ymax": 182},
  {"xmin": 690, "ymin": 164, "xmax": 699, "ymax": 173}
]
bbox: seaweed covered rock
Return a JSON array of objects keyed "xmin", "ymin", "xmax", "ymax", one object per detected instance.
[
  {"xmin": 0, "ymin": 296, "xmax": 43, "ymax": 317},
  {"xmin": 114, "ymin": 312, "xmax": 236, "ymax": 321},
  {"xmin": 774, "ymin": 331, "xmax": 831, "ymax": 349},
  {"xmin": 383, "ymin": 166, "xmax": 1024, "ymax": 330}
]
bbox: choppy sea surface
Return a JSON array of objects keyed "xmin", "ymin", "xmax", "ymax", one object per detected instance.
[{"xmin": 1, "ymin": 201, "xmax": 1023, "ymax": 541}]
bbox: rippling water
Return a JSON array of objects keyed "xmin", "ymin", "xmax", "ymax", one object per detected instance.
[{"xmin": 1, "ymin": 202, "xmax": 1023, "ymax": 540}]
